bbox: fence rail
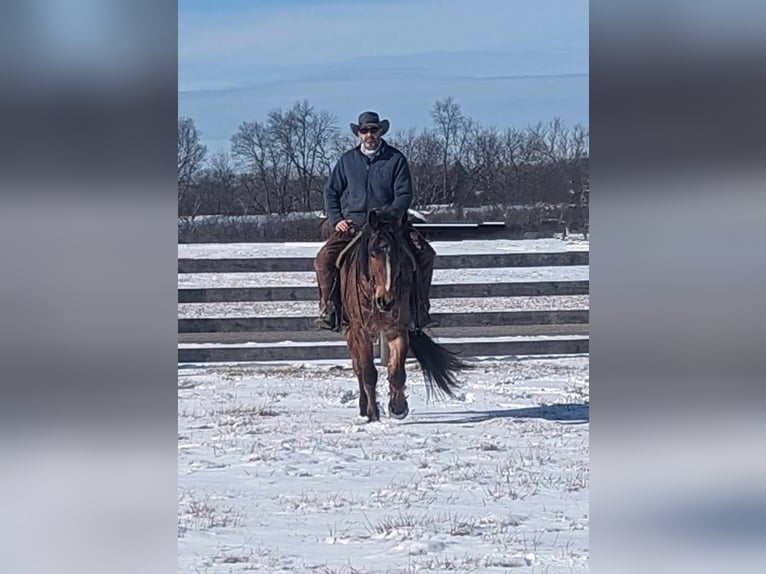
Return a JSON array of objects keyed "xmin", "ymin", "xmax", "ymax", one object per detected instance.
[
  {"xmin": 178, "ymin": 280, "xmax": 589, "ymax": 303},
  {"xmin": 178, "ymin": 249, "xmax": 589, "ymax": 364},
  {"xmin": 178, "ymin": 338, "xmax": 589, "ymax": 364},
  {"xmin": 178, "ymin": 251, "xmax": 588, "ymax": 274}
]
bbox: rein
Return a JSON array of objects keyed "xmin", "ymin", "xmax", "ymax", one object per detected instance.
[{"xmin": 335, "ymin": 229, "xmax": 364, "ymax": 269}]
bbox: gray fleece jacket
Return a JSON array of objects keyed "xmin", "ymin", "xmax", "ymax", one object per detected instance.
[{"xmin": 323, "ymin": 141, "xmax": 413, "ymax": 227}]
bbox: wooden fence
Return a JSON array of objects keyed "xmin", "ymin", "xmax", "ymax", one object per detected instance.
[{"xmin": 178, "ymin": 250, "xmax": 589, "ymax": 363}]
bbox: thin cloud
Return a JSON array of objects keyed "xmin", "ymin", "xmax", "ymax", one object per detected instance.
[
  {"xmin": 178, "ymin": 0, "xmax": 589, "ymax": 152},
  {"xmin": 179, "ymin": 0, "xmax": 586, "ymax": 69}
]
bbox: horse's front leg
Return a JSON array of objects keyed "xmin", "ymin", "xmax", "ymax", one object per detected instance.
[
  {"xmin": 386, "ymin": 331, "xmax": 410, "ymax": 419},
  {"xmin": 346, "ymin": 329, "xmax": 379, "ymax": 421}
]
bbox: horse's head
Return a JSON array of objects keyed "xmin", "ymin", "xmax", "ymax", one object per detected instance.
[{"xmin": 365, "ymin": 209, "xmax": 409, "ymax": 313}]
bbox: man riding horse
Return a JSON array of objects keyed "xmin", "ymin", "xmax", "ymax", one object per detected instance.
[{"xmin": 314, "ymin": 111, "xmax": 436, "ymax": 332}]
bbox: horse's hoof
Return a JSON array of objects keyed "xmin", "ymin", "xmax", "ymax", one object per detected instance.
[
  {"xmin": 388, "ymin": 405, "xmax": 409, "ymax": 420},
  {"xmin": 367, "ymin": 405, "xmax": 381, "ymax": 422}
]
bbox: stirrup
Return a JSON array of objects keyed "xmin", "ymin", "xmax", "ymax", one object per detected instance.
[
  {"xmin": 315, "ymin": 304, "xmax": 341, "ymax": 332},
  {"xmin": 315, "ymin": 315, "xmax": 336, "ymax": 331}
]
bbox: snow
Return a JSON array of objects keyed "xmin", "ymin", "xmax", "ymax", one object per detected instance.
[
  {"xmin": 179, "ymin": 334, "xmax": 587, "ymax": 349},
  {"xmin": 178, "ymin": 296, "xmax": 588, "ymax": 319},
  {"xmin": 178, "ymin": 357, "xmax": 589, "ymax": 573},
  {"xmin": 178, "ymin": 234, "xmax": 589, "ymax": 572},
  {"xmin": 178, "ymin": 237, "xmax": 589, "ymax": 260}
]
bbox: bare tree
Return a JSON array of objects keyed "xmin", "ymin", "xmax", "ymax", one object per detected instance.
[
  {"xmin": 180, "ymin": 97, "xmax": 590, "ymax": 240},
  {"xmin": 231, "ymin": 120, "xmax": 293, "ymax": 214},
  {"xmin": 205, "ymin": 151, "xmax": 240, "ymax": 214},
  {"xmin": 564, "ymin": 124, "xmax": 589, "ymax": 238},
  {"xmin": 391, "ymin": 127, "xmax": 443, "ymax": 208},
  {"xmin": 458, "ymin": 125, "xmax": 496, "ymax": 205},
  {"xmin": 269, "ymin": 101, "xmax": 338, "ymax": 212},
  {"xmin": 178, "ymin": 117, "xmax": 207, "ymax": 188},
  {"xmin": 567, "ymin": 123, "xmax": 589, "ymax": 161},
  {"xmin": 525, "ymin": 118, "xmax": 590, "ymax": 233},
  {"xmin": 178, "ymin": 117, "xmax": 208, "ymax": 234},
  {"xmin": 262, "ymin": 112, "xmax": 296, "ymax": 213},
  {"xmin": 430, "ymin": 97, "xmax": 467, "ymax": 203},
  {"xmin": 178, "ymin": 185, "xmax": 205, "ymax": 235}
]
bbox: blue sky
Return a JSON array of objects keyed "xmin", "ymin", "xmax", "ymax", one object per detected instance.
[{"xmin": 179, "ymin": 0, "xmax": 588, "ymax": 153}]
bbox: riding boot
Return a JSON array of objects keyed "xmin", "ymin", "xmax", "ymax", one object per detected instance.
[
  {"xmin": 315, "ymin": 272, "xmax": 342, "ymax": 332},
  {"xmin": 408, "ymin": 227, "xmax": 437, "ymax": 330},
  {"xmin": 316, "ymin": 300, "xmax": 339, "ymax": 331}
]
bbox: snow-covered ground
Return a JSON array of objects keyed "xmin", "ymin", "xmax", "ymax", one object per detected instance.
[
  {"xmin": 178, "ymin": 357, "xmax": 589, "ymax": 573},
  {"xmin": 178, "ymin": 237, "xmax": 589, "ymax": 260},
  {"xmin": 178, "ymin": 235, "xmax": 589, "ymax": 573}
]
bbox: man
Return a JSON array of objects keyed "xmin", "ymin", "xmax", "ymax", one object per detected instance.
[{"xmin": 314, "ymin": 110, "xmax": 436, "ymax": 332}]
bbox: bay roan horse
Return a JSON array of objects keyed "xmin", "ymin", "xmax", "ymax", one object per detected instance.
[{"xmin": 337, "ymin": 210, "xmax": 468, "ymax": 421}]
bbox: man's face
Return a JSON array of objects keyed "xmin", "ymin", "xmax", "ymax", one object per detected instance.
[{"xmin": 358, "ymin": 126, "xmax": 381, "ymax": 150}]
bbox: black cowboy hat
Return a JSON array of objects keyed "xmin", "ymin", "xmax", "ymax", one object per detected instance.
[{"xmin": 350, "ymin": 111, "xmax": 390, "ymax": 137}]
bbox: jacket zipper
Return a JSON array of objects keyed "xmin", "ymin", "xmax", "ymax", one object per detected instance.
[{"xmin": 364, "ymin": 157, "xmax": 371, "ymax": 217}]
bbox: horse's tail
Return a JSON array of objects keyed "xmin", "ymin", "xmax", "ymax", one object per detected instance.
[{"xmin": 408, "ymin": 330, "xmax": 469, "ymax": 401}]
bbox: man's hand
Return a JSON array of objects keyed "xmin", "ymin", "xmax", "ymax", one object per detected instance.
[{"xmin": 335, "ymin": 219, "xmax": 352, "ymax": 233}]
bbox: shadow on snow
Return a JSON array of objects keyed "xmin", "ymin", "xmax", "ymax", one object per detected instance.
[{"xmin": 403, "ymin": 402, "xmax": 589, "ymax": 425}]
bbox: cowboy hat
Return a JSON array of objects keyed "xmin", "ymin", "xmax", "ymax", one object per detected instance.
[{"xmin": 350, "ymin": 111, "xmax": 390, "ymax": 137}]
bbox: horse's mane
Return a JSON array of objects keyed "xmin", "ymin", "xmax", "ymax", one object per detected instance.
[
  {"xmin": 344, "ymin": 215, "xmax": 401, "ymax": 282},
  {"xmin": 345, "ymin": 225, "xmax": 370, "ymax": 281},
  {"xmin": 341, "ymin": 214, "xmax": 406, "ymax": 327}
]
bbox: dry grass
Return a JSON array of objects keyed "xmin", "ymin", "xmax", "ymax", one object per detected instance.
[
  {"xmin": 178, "ymin": 491, "xmax": 242, "ymax": 533},
  {"xmin": 210, "ymin": 404, "xmax": 280, "ymax": 429}
]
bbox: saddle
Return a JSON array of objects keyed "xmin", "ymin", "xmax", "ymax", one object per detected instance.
[{"xmin": 324, "ymin": 222, "xmax": 425, "ymax": 333}]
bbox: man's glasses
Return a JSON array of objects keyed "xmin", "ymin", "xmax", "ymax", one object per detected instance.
[{"xmin": 359, "ymin": 127, "xmax": 379, "ymax": 134}]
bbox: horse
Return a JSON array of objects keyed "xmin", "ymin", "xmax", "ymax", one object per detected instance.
[{"xmin": 336, "ymin": 209, "xmax": 468, "ymax": 421}]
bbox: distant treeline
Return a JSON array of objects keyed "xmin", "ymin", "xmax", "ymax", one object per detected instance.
[
  {"xmin": 178, "ymin": 203, "xmax": 586, "ymax": 243},
  {"xmin": 178, "ymin": 97, "xmax": 589, "ymax": 223}
]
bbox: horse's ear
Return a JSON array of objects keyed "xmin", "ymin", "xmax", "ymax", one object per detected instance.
[{"xmin": 368, "ymin": 209, "xmax": 380, "ymax": 229}]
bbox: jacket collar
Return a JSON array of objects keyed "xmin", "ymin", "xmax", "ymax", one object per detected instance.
[{"xmin": 358, "ymin": 139, "xmax": 386, "ymax": 159}]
